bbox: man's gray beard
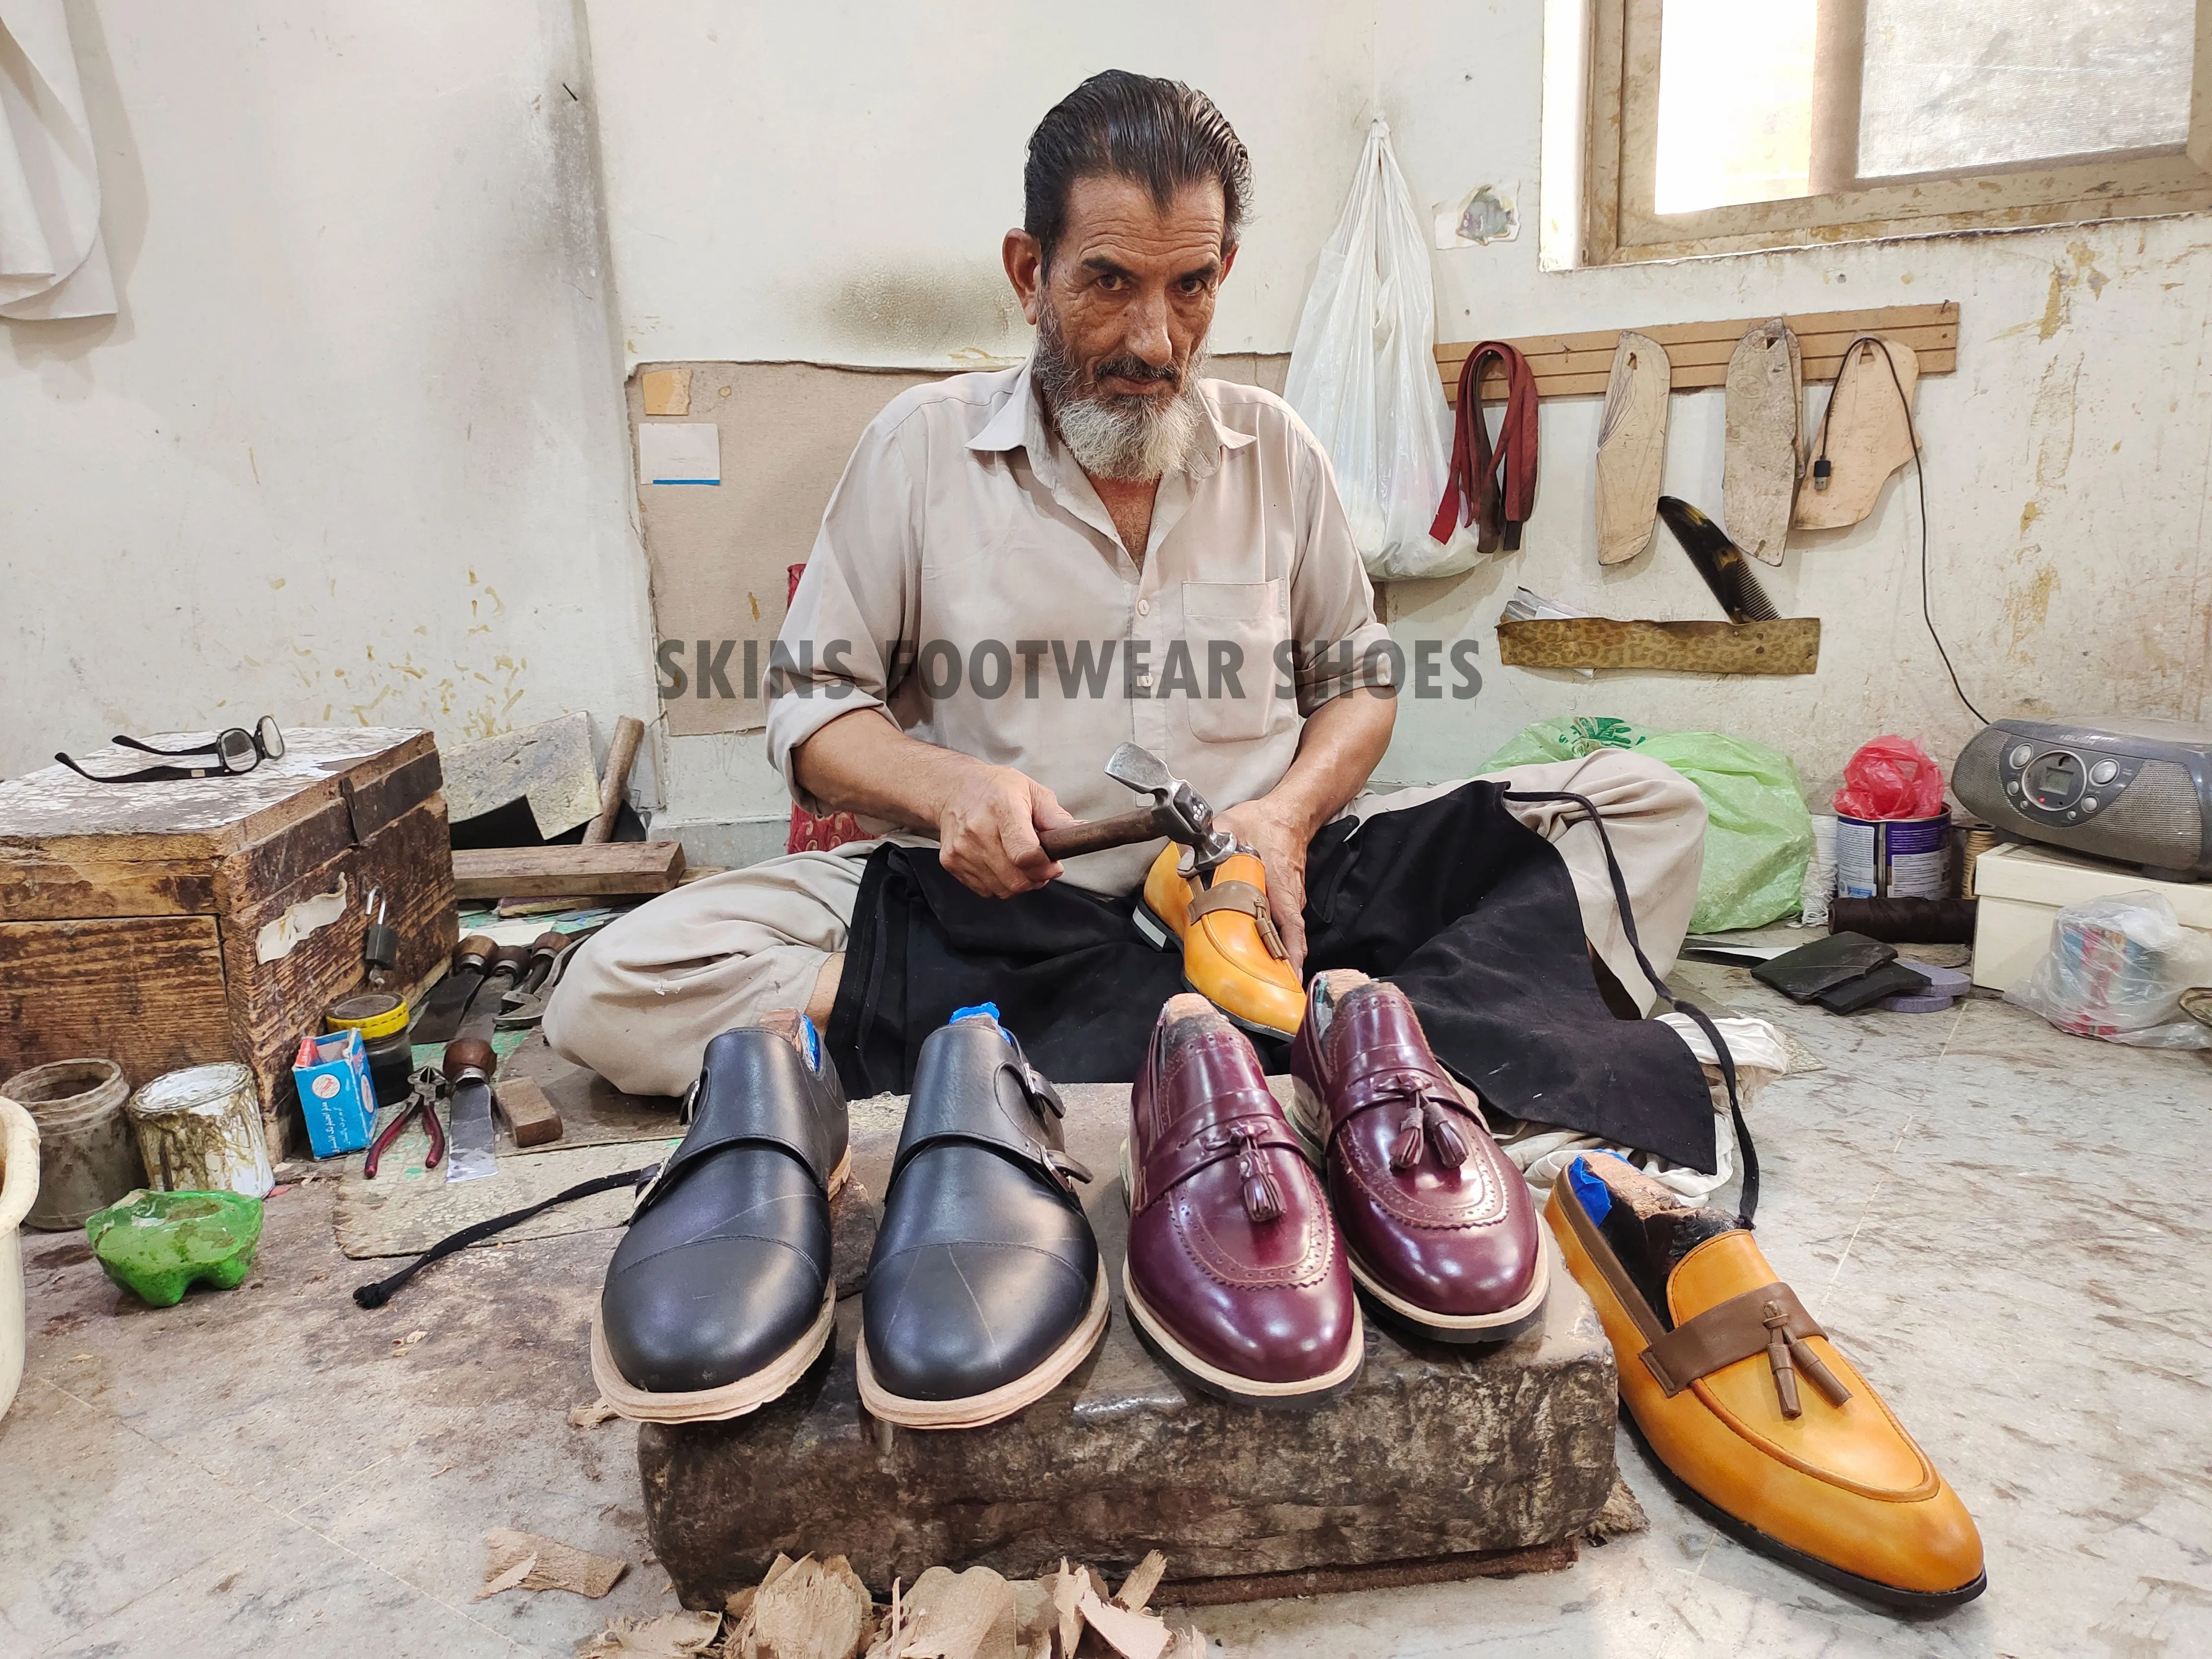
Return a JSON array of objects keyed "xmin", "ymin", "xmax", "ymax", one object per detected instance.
[{"xmin": 1032, "ymin": 305, "xmax": 1209, "ymax": 482}]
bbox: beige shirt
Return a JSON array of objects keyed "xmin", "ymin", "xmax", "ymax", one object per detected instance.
[{"xmin": 768, "ymin": 358, "xmax": 1393, "ymax": 897}]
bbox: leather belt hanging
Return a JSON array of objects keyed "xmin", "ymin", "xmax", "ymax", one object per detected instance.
[{"xmin": 1431, "ymin": 341, "xmax": 1539, "ymax": 553}]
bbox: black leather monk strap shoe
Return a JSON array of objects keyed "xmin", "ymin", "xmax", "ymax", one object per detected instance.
[
  {"xmin": 591, "ymin": 1013, "xmax": 850, "ymax": 1422},
  {"xmin": 857, "ymin": 1006, "xmax": 1107, "ymax": 1429}
]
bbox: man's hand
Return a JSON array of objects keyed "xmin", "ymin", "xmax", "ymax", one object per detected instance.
[
  {"xmin": 1216, "ymin": 797, "xmax": 1314, "ymax": 975},
  {"xmin": 937, "ymin": 765, "xmax": 1076, "ymax": 899}
]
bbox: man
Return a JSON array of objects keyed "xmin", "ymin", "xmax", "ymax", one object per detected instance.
[{"xmin": 549, "ymin": 72, "xmax": 1714, "ymax": 1170}]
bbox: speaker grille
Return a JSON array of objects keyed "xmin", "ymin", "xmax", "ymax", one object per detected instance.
[{"xmin": 1956, "ymin": 728, "xmax": 2205, "ymax": 872}]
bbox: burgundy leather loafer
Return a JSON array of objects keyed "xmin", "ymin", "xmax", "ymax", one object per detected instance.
[
  {"xmin": 1288, "ymin": 971, "xmax": 1547, "ymax": 1341},
  {"xmin": 1122, "ymin": 995, "xmax": 1362, "ymax": 1403}
]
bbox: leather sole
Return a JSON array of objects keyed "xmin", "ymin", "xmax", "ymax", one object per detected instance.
[
  {"xmin": 589, "ymin": 1146, "xmax": 853, "ymax": 1425},
  {"xmin": 1122, "ymin": 1268, "xmax": 1365, "ymax": 1405},
  {"xmin": 1285, "ymin": 1077, "xmax": 1548, "ymax": 1341},
  {"xmin": 591, "ymin": 1276, "xmax": 834, "ymax": 1424},
  {"xmin": 854, "ymin": 1262, "xmax": 1109, "ymax": 1430},
  {"xmin": 1619, "ymin": 1409, "xmax": 1989, "ymax": 1614}
]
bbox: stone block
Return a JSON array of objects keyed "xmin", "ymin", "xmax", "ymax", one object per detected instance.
[{"xmin": 639, "ymin": 1083, "xmax": 1618, "ymax": 1602}]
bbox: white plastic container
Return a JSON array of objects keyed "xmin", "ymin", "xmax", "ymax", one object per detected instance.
[
  {"xmin": 0, "ymin": 1094, "xmax": 41, "ymax": 1421},
  {"xmin": 125, "ymin": 1063, "xmax": 274, "ymax": 1199}
]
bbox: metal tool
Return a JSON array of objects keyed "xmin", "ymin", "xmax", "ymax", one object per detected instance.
[
  {"xmin": 360, "ymin": 887, "xmax": 399, "ymax": 987},
  {"xmin": 411, "ymin": 934, "xmax": 499, "ymax": 1044},
  {"xmin": 363, "ymin": 1065, "xmax": 448, "ymax": 1179},
  {"xmin": 441, "ymin": 946, "xmax": 526, "ymax": 1183},
  {"xmin": 496, "ymin": 930, "xmax": 578, "ymax": 1031},
  {"xmin": 1037, "ymin": 742, "xmax": 1238, "ymax": 872}
]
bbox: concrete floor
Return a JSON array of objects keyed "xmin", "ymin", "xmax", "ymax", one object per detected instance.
[{"xmin": 4, "ymin": 959, "xmax": 2209, "ymax": 1658}]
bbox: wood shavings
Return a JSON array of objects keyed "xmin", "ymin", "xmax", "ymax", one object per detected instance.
[
  {"xmin": 477, "ymin": 1527, "xmax": 627, "ymax": 1599},
  {"xmin": 569, "ymin": 1397, "xmax": 622, "ymax": 1428},
  {"xmin": 1075, "ymin": 1585, "xmax": 1170, "ymax": 1659},
  {"xmin": 721, "ymin": 1552, "xmax": 873, "ymax": 1659},
  {"xmin": 865, "ymin": 1564, "xmax": 1015, "ymax": 1659},
  {"xmin": 578, "ymin": 1610, "xmax": 724, "ymax": 1658},
  {"xmin": 1113, "ymin": 1552, "xmax": 1166, "ymax": 1616},
  {"xmin": 1583, "ymin": 1478, "xmax": 1651, "ymax": 1545}
]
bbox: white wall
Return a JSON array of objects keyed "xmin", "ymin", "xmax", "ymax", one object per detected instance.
[
  {"xmin": 590, "ymin": 0, "xmax": 2212, "ymax": 820},
  {"xmin": 0, "ymin": 0, "xmax": 656, "ymax": 790},
  {"xmin": 5, "ymin": 2, "xmax": 2203, "ymax": 840}
]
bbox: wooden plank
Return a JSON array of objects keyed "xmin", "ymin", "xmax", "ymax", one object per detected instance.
[
  {"xmin": 1439, "ymin": 303, "xmax": 1957, "ymax": 402},
  {"xmin": 0, "ymin": 915, "xmax": 234, "ymax": 1094},
  {"xmin": 452, "ymin": 840, "xmax": 686, "ymax": 900},
  {"xmin": 0, "ymin": 847, "xmax": 217, "ymax": 921},
  {"xmin": 1495, "ymin": 617, "xmax": 1821, "ymax": 675}
]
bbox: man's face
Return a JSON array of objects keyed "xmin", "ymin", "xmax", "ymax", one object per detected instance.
[{"xmin": 1005, "ymin": 174, "xmax": 1238, "ymax": 480}]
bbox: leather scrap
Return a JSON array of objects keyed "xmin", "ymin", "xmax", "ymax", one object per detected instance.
[{"xmin": 477, "ymin": 1527, "xmax": 626, "ymax": 1599}]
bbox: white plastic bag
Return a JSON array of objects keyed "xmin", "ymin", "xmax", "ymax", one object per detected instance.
[
  {"xmin": 1284, "ymin": 119, "xmax": 1471, "ymax": 582},
  {"xmin": 2004, "ymin": 892, "xmax": 2212, "ymax": 1049}
]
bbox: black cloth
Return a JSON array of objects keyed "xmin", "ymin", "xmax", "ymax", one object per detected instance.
[{"xmin": 827, "ymin": 780, "xmax": 1717, "ymax": 1172}]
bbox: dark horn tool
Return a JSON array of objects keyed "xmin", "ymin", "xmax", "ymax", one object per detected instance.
[
  {"xmin": 1657, "ymin": 496, "xmax": 1781, "ymax": 625},
  {"xmin": 1038, "ymin": 742, "xmax": 1238, "ymax": 872},
  {"xmin": 410, "ymin": 933, "xmax": 499, "ymax": 1044}
]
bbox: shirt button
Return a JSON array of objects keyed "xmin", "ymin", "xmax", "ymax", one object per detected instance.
[{"xmin": 1136, "ymin": 599, "xmax": 1150, "ymax": 617}]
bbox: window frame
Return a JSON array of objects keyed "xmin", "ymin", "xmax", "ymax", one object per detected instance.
[{"xmin": 1578, "ymin": 0, "xmax": 2212, "ymax": 265}]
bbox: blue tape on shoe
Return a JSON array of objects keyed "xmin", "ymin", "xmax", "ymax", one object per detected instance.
[
  {"xmin": 949, "ymin": 1002, "xmax": 1012, "ymax": 1043},
  {"xmin": 799, "ymin": 1012, "xmax": 822, "ymax": 1069},
  {"xmin": 1565, "ymin": 1156, "xmax": 1613, "ymax": 1224}
]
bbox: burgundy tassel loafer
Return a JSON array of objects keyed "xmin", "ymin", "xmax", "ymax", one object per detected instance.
[
  {"xmin": 1122, "ymin": 994, "xmax": 1363, "ymax": 1403},
  {"xmin": 1288, "ymin": 971, "xmax": 1548, "ymax": 1341}
]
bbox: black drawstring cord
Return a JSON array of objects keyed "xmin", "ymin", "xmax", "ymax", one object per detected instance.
[
  {"xmin": 353, "ymin": 1163, "xmax": 661, "ymax": 1310},
  {"xmin": 1502, "ymin": 788, "xmax": 1760, "ymax": 1229}
]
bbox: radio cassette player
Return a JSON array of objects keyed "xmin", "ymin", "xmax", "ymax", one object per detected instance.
[{"xmin": 1953, "ymin": 716, "xmax": 2212, "ymax": 881}]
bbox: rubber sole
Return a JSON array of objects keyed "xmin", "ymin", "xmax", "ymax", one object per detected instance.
[
  {"xmin": 1116, "ymin": 1137, "xmax": 1366, "ymax": 1405},
  {"xmin": 589, "ymin": 1145, "xmax": 853, "ymax": 1424},
  {"xmin": 1618, "ymin": 1410, "xmax": 1989, "ymax": 1615},
  {"xmin": 1284, "ymin": 1077, "xmax": 1549, "ymax": 1342},
  {"xmin": 591, "ymin": 1276, "xmax": 835, "ymax": 1424},
  {"xmin": 855, "ymin": 1262, "xmax": 1110, "ymax": 1430}
]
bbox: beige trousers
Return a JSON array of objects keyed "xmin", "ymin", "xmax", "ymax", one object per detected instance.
[{"xmin": 544, "ymin": 751, "xmax": 1707, "ymax": 1096}]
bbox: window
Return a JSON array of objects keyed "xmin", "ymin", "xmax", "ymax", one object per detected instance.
[{"xmin": 1577, "ymin": 0, "xmax": 2212, "ymax": 264}]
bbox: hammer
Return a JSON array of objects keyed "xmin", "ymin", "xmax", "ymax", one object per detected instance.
[{"xmin": 1038, "ymin": 744, "xmax": 1239, "ymax": 873}]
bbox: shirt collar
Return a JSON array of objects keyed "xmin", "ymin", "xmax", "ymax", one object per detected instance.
[{"xmin": 966, "ymin": 354, "xmax": 1256, "ymax": 481}]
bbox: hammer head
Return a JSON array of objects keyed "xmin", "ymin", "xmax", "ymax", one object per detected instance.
[{"xmin": 1100, "ymin": 743, "xmax": 1238, "ymax": 872}]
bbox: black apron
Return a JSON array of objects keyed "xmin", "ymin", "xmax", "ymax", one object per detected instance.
[{"xmin": 827, "ymin": 780, "xmax": 1719, "ymax": 1173}]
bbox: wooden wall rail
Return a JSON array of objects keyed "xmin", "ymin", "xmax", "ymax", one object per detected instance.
[{"xmin": 1436, "ymin": 302, "xmax": 1957, "ymax": 403}]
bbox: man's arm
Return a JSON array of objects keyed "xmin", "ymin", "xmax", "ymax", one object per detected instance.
[
  {"xmin": 794, "ymin": 709, "xmax": 1077, "ymax": 899},
  {"xmin": 1216, "ymin": 686, "xmax": 1395, "ymax": 972}
]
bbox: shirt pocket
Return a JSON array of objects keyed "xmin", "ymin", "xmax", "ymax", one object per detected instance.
[{"xmin": 1180, "ymin": 578, "xmax": 1290, "ymax": 744}]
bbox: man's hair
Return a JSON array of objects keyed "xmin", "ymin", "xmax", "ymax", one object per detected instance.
[{"xmin": 1023, "ymin": 71, "xmax": 1250, "ymax": 268}]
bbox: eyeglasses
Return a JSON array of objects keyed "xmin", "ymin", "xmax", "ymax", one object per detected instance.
[{"xmin": 57, "ymin": 717, "xmax": 287, "ymax": 784}]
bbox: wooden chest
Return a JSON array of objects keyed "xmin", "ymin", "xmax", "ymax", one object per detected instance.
[{"xmin": 0, "ymin": 729, "xmax": 456, "ymax": 1156}]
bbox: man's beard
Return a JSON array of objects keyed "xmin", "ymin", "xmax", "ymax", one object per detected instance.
[{"xmin": 1031, "ymin": 302, "xmax": 1209, "ymax": 482}]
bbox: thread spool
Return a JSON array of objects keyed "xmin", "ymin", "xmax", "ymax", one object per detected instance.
[
  {"xmin": 1960, "ymin": 827, "xmax": 1997, "ymax": 902},
  {"xmin": 1828, "ymin": 896, "xmax": 1979, "ymax": 945}
]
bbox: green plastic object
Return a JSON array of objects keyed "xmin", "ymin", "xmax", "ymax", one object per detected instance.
[
  {"xmin": 84, "ymin": 1189, "xmax": 264, "ymax": 1308},
  {"xmin": 1480, "ymin": 716, "xmax": 1814, "ymax": 933}
]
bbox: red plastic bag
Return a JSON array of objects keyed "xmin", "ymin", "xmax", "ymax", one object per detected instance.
[{"xmin": 1833, "ymin": 735, "xmax": 1945, "ymax": 819}]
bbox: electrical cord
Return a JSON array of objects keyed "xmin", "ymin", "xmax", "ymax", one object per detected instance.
[{"xmin": 1808, "ymin": 336, "xmax": 1987, "ymax": 726}]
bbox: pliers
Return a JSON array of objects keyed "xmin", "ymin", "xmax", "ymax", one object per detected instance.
[{"xmin": 364, "ymin": 1066, "xmax": 448, "ymax": 1178}]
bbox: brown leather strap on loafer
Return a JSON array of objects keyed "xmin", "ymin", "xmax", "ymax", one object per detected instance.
[
  {"xmin": 1640, "ymin": 1281, "xmax": 1853, "ymax": 1416},
  {"xmin": 1187, "ymin": 879, "xmax": 1289, "ymax": 960}
]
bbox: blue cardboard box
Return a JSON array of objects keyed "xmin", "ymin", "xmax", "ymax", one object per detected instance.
[{"xmin": 293, "ymin": 1028, "xmax": 378, "ymax": 1158}]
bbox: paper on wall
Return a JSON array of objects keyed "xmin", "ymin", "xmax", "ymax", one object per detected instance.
[
  {"xmin": 638, "ymin": 422, "xmax": 720, "ymax": 485},
  {"xmin": 0, "ymin": 0, "xmax": 118, "ymax": 319}
]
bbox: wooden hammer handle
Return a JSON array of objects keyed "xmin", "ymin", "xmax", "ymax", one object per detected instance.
[
  {"xmin": 1039, "ymin": 804, "xmax": 1175, "ymax": 862},
  {"xmin": 584, "ymin": 716, "xmax": 646, "ymax": 845}
]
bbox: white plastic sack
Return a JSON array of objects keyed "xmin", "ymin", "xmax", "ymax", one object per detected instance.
[
  {"xmin": 1284, "ymin": 119, "xmax": 1470, "ymax": 582},
  {"xmin": 2004, "ymin": 891, "xmax": 2212, "ymax": 1049}
]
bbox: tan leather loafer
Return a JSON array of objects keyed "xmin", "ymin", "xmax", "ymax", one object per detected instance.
[
  {"xmin": 1134, "ymin": 845, "xmax": 1304, "ymax": 1038},
  {"xmin": 1549, "ymin": 1153, "xmax": 1985, "ymax": 1612}
]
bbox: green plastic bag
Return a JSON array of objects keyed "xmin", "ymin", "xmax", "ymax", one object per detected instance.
[{"xmin": 1479, "ymin": 717, "xmax": 1813, "ymax": 933}]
